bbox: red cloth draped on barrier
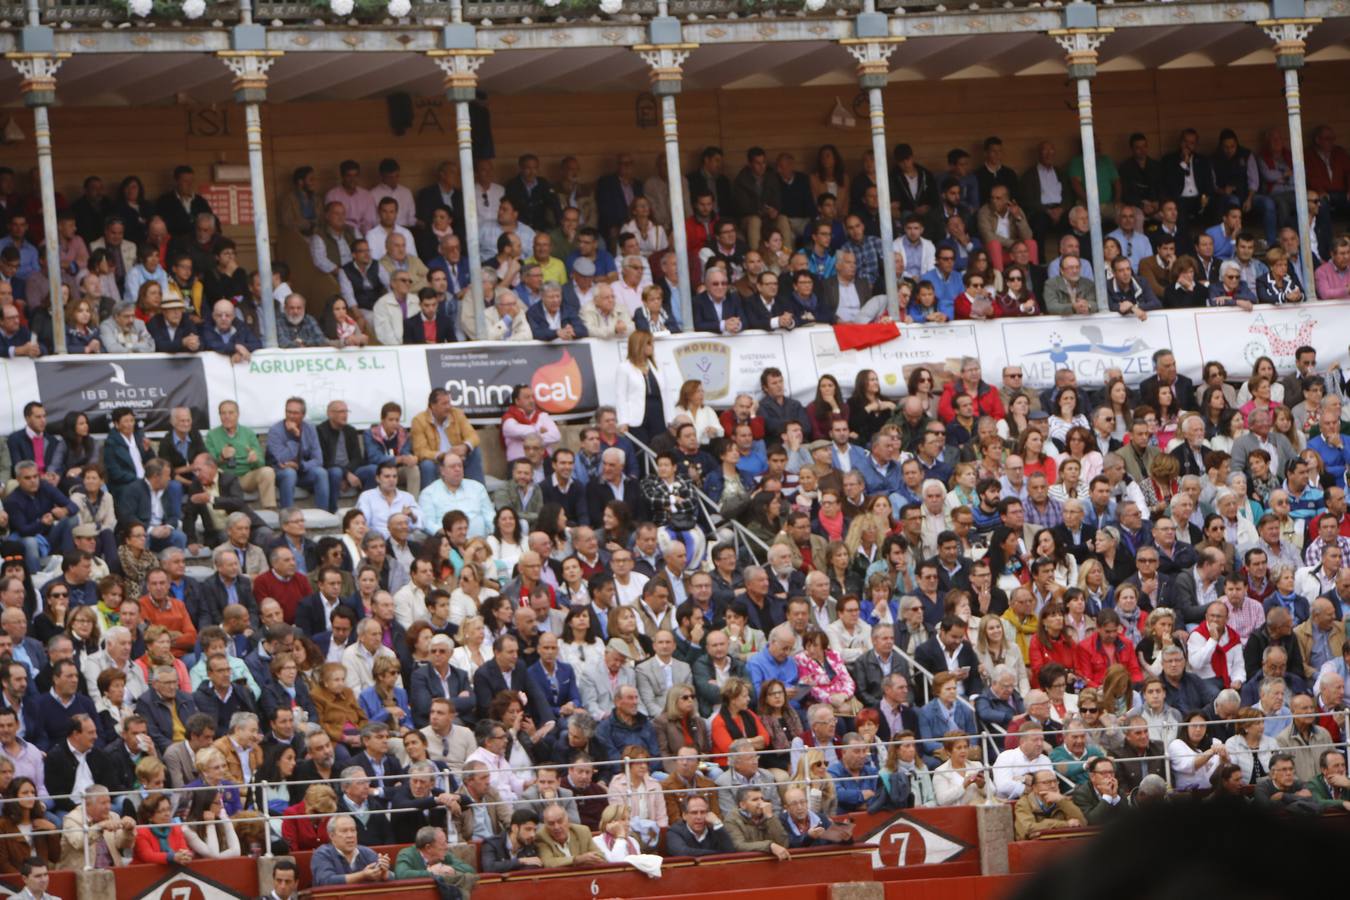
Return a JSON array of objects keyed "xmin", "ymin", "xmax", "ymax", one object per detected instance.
[{"xmin": 833, "ymin": 321, "xmax": 901, "ymax": 352}]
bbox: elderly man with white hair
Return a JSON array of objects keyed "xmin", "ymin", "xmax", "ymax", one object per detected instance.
[
  {"xmin": 81, "ymin": 626, "xmax": 148, "ymax": 704},
  {"xmin": 580, "ymin": 281, "xmax": 633, "ymax": 339},
  {"xmin": 991, "ymin": 722, "xmax": 1054, "ymax": 800},
  {"xmin": 919, "ymin": 479, "xmax": 949, "ymax": 558},
  {"xmin": 343, "ymin": 616, "xmax": 398, "ymax": 693},
  {"xmin": 58, "ymin": 784, "xmax": 137, "ymax": 870}
]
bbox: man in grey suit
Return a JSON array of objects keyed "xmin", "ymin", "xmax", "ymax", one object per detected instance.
[
  {"xmin": 1229, "ymin": 407, "xmax": 1296, "ymax": 480},
  {"xmin": 635, "ymin": 630, "xmax": 693, "ymax": 718},
  {"xmin": 820, "ymin": 249, "xmax": 885, "ymax": 324},
  {"xmin": 1172, "ymin": 546, "xmax": 1227, "ymax": 625},
  {"xmin": 162, "ymin": 713, "xmax": 218, "ymax": 788},
  {"xmin": 578, "ymin": 642, "xmax": 637, "ymax": 719},
  {"xmin": 715, "ymin": 738, "xmax": 782, "ymax": 819},
  {"xmin": 851, "ymin": 623, "xmax": 907, "ymax": 708},
  {"xmin": 691, "ymin": 629, "xmax": 746, "ymax": 718}
]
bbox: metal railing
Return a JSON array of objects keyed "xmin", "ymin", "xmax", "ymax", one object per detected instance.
[
  {"xmin": 620, "ymin": 427, "xmax": 772, "ymax": 564},
  {"xmin": 16, "ymin": 707, "xmax": 1341, "ymax": 870},
  {"xmin": 20, "ymin": 0, "xmax": 1032, "ymax": 27}
]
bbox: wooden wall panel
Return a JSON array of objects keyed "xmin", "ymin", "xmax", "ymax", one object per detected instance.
[{"xmin": 1, "ymin": 59, "xmax": 1347, "ymax": 258}]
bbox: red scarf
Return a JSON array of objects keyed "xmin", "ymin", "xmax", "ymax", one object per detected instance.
[
  {"xmin": 500, "ymin": 403, "xmax": 540, "ymax": 446},
  {"xmin": 1208, "ymin": 626, "xmax": 1242, "ymax": 685}
]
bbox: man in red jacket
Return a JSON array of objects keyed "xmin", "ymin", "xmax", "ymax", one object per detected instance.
[
  {"xmin": 937, "ymin": 357, "xmax": 1006, "ymax": 424},
  {"xmin": 251, "ymin": 546, "xmax": 311, "ymax": 624},
  {"xmin": 1074, "ymin": 608, "xmax": 1143, "ymax": 688}
]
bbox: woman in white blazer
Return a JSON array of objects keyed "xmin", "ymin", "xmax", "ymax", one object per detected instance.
[
  {"xmin": 673, "ymin": 379, "xmax": 724, "ymax": 446},
  {"xmin": 616, "ymin": 329, "xmax": 664, "ymax": 444}
]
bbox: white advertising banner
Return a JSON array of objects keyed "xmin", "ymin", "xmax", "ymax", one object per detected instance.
[
  {"xmin": 997, "ymin": 315, "xmax": 1178, "ymax": 390},
  {"xmin": 805, "ymin": 323, "xmax": 982, "ymax": 397},
  {"xmin": 3, "ymin": 302, "xmax": 1350, "ymax": 430},
  {"xmin": 215, "ymin": 346, "xmax": 427, "ymax": 429}
]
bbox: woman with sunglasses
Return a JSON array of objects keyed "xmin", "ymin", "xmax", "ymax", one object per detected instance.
[{"xmin": 991, "ymin": 264, "xmax": 1040, "ymax": 316}]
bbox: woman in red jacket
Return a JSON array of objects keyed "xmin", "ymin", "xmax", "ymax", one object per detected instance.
[
  {"xmin": 1073, "ymin": 608, "xmax": 1143, "ymax": 688},
  {"xmin": 1028, "ymin": 601, "xmax": 1078, "ymax": 687},
  {"xmin": 281, "ymin": 784, "xmax": 337, "ymax": 852},
  {"xmin": 133, "ymin": 792, "xmax": 193, "ymax": 865}
]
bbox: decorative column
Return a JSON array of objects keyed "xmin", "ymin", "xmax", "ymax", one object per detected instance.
[
  {"xmin": 428, "ymin": 47, "xmax": 493, "ymax": 339},
  {"xmin": 841, "ymin": 36, "xmax": 905, "ymax": 319},
  {"xmin": 1260, "ymin": 17, "xmax": 1320, "ymax": 298},
  {"xmin": 1050, "ymin": 26, "xmax": 1112, "ymax": 309},
  {"xmin": 6, "ymin": 51, "xmax": 69, "ymax": 353},
  {"xmin": 636, "ymin": 41, "xmax": 697, "ymax": 331},
  {"xmin": 218, "ymin": 49, "xmax": 282, "ymax": 348}
]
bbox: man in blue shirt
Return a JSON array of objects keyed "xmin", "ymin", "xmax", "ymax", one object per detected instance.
[
  {"xmin": 919, "ymin": 247, "xmax": 962, "ymax": 319},
  {"xmin": 266, "ymin": 397, "xmax": 331, "ymax": 512},
  {"xmin": 747, "ymin": 625, "xmax": 806, "ymax": 708},
  {"xmin": 1205, "ymin": 205, "xmax": 1244, "ymax": 261},
  {"xmin": 311, "ymin": 814, "xmax": 392, "ymax": 886},
  {"xmin": 0, "ymin": 214, "xmax": 39, "ymax": 281},
  {"xmin": 828, "ymin": 734, "xmax": 880, "ymax": 812},
  {"xmin": 1106, "ymin": 205, "xmax": 1153, "ymax": 265},
  {"xmin": 3, "ymin": 461, "xmax": 77, "ymax": 572},
  {"xmin": 804, "ymin": 220, "xmax": 837, "ymax": 281}
]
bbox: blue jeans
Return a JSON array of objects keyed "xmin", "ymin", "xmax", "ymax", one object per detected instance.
[
  {"xmin": 1251, "ymin": 193, "xmax": 1280, "ymax": 246},
  {"xmin": 329, "ymin": 465, "xmax": 378, "ymax": 508},
  {"xmin": 20, "ymin": 516, "xmax": 74, "ymax": 571},
  {"xmin": 148, "ymin": 527, "xmax": 188, "ymax": 552},
  {"xmin": 276, "ymin": 462, "xmax": 331, "ymax": 511},
  {"xmin": 418, "ymin": 446, "xmax": 486, "ymax": 491}
]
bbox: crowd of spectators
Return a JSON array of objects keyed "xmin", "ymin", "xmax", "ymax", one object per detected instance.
[
  {"xmin": 0, "ymin": 124, "xmax": 1348, "ymax": 893},
  {"xmin": 3, "ymin": 124, "xmax": 1350, "ymax": 359}
]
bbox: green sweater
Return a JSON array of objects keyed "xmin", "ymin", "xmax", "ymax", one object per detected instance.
[
  {"xmin": 393, "ymin": 845, "xmax": 476, "ymax": 880},
  {"xmin": 204, "ymin": 424, "xmax": 267, "ymax": 477}
]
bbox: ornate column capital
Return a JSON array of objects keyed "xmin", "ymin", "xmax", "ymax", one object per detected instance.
[
  {"xmin": 839, "ymin": 37, "xmax": 906, "ymax": 89},
  {"xmin": 1048, "ymin": 27, "xmax": 1112, "ymax": 79},
  {"xmin": 217, "ymin": 50, "xmax": 283, "ymax": 103},
  {"xmin": 426, "ymin": 49, "xmax": 494, "ymax": 102},
  {"xmin": 1258, "ymin": 18, "xmax": 1321, "ymax": 70},
  {"xmin": 634, "ymin": 43, "xmax": 697, "ymax": 96},
  {"xmin": 5, "ymin": 53, "xmax": 70, "ymax": 107}
]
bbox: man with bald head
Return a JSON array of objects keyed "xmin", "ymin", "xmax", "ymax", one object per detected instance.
[
  {"xmin": 1295, "ymin": 597, "xmax": 1346, "ymax": 680},
  {"xmin": 201, "ymin": 298, "xmax": 260, "ymax": 362}
]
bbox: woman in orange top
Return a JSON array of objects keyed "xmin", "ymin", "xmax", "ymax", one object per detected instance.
[
  {"xmin": 133, "ymin": 792, "xmax": 192, "ymax": 865},
  {"xmin": 1015, "ymin": 428, "xmax": 1058, "ymax": 484},
  {"xmin": 709, "ymin": 676, "xmax": 769, "ymax": 766}
]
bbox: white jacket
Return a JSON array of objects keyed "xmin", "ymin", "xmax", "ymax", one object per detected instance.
[
  {"xmin": 615, "ymin": 360, "xmax": 652, "ymax": 429},
  {"xmin": 372, "ymin": 291, "xmax": 415, "ymax": 346}
]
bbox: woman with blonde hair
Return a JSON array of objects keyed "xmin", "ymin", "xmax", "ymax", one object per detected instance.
[
  {"xmin": 654, "ymin": 683, "xmax": 711, "ymax": 760},
  {"xmin": 843, "ymin": 512, "xmax": 886, "ymax": 596},
  {"xmin": 616, "ymin": 329, "xmax": 664, "ymax": 445},
  {"xmin": 606, "ymin": 747, "xmax": 668, "ymax": 846},
  {"xmin": 881, "ymin": 732, "xmax": 935, "ymax": 807},
  {"xmin": 448, "ymin": 561, "xmax": 496, "ymax": 626},
  {"xmin": 623, "ymin": 196, "xmax": 669, "ymax": 255},
  {"xmin": 610, "ymin": 606, "xmax": 653, "ymax": 662},
  {"xmin": 64, "ymin": 296, "xmax": 103, "ymax": 353},
  {"xmin": 357, "ymin": 655, "xmax": 412, "ymax": 735},
  {"xmin": 786, "ymin": 749, "xmax": 839, "ymax": 818},
  {"xmin": 597, "ymin": 803, "xmax": 644, "ymax": 861},
  {"xmin": 975, "ymin": 613, "xmax": 1030, "ymax": 695},
  {"xmin": 281, "ymin": 784, "xmax": 337, "ymax": 852},
  {"xmin": 449, "ymin": 615, "xmax": 489, "ymax": 678}
]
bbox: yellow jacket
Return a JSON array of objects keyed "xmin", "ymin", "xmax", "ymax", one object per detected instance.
[{"xmin": 411, "ymin": 408, "xmax": 480, "ymax": 462}]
